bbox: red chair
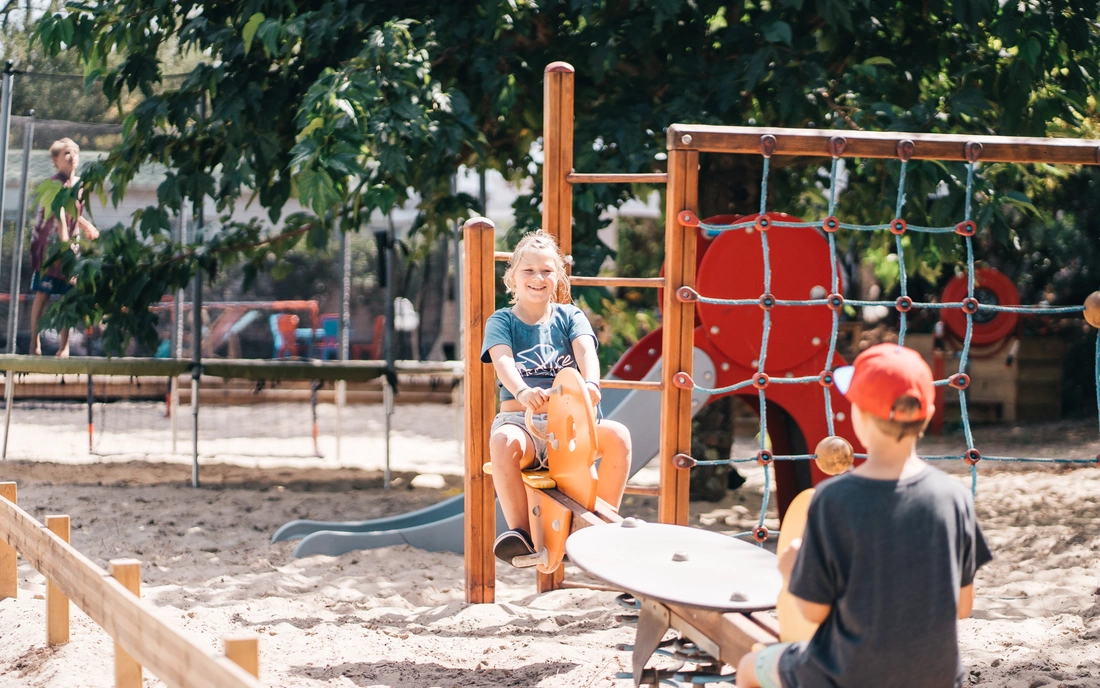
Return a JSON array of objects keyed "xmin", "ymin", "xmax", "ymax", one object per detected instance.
[
  {"xmin": 368, "ymin": 314, "xmax": 385, "ymax": 359},
  {"xmin": 275, "ymin": 314, "xmax": 300, "ymax": 359}
]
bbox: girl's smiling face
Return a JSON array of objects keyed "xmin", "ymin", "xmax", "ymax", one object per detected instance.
[{"xmin": 513, "ymin": 249, "xmax": 559, "ymax": 306}]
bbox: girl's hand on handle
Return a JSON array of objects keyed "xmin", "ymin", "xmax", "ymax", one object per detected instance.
[
  {"xmin": 517, "ymin": 386, "xmax": 549, "ymax": 414},
  {"xmin": 584, "ymin": 380, "xmax": 602, "ymax": 407}
]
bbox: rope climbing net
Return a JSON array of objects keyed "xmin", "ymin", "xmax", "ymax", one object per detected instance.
[{"xmin": 671, "ymin": 134, "xmax": 1100, "ymax": 542}]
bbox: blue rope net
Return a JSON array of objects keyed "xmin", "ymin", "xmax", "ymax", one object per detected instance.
[{"xmin": 680, "ymin": 145, "xmax": 1098, "ymax": 538}]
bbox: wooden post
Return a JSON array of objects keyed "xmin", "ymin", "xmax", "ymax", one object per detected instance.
[
  {"xmin": 542, "ymin": 62, "xmax": 575, "ymax": 260},
  {"xmin": 110, "ymin": 559, "xmax": 142, "ymax": 688},
  {"xmin": 0, "ymin": 482, "xmax": 15, "ymax": 599},
  {"xmin": 659, "ymin": 147, "xmax": 699, "ymax": 525},
  {"xmin": 45, "ymin": 514, "xmax": 70, "ymax": 645},
  {"xmin": 224, "ymin": 634, "xmax": 259, "ymax": 678},
  {"xmin": 463, "ymin": 216, "xmax": 497, "ymax": 604},
  {"xmin": 539, "ymin": 61, "xmax": 576, "ymax": 594},
  {"xmin": 536, "ymin": 566, "xmax": 565, "ymax": 594}
]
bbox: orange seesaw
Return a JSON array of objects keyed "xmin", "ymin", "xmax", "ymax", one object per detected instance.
[{"xmin": 483, "ymin": 368, "xmax": 623, "ymax": 574}]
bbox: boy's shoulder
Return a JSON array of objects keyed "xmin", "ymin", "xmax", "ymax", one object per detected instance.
[{"xmin": 813, "ymin": 465, "xmax": 970, "ymax": 504}]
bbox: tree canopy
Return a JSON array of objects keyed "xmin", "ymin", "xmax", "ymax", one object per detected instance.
[{"xmin": 24, "ymin": 0, "xmax": 1100, "ymax": 351}]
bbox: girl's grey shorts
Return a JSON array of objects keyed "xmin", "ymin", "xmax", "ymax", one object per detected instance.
[{"xmin": 490, "ymin": 412, "xmax": 549, "ymax": 469}]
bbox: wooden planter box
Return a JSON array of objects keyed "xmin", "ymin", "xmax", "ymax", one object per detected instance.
[{"xmin": 904, "ymin": 334, "xmax": 1064, "ymax": 424}]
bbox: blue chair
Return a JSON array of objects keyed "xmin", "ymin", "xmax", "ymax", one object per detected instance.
[{"xmin": 319, "ymin": 314, "xmax": 341, "ymax": 360}]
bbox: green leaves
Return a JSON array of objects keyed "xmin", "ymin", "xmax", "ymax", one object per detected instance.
[
  {"xmin": 762, "ymin": 21, "xmax": 793, "ymax": 46},
  {"xmin": 23, "ymin": 0, "xmax": 1100, "ymax": 353},
  {"xmin": 241, "ymin": 13, "xmax": 264, "ymax": 56},
  {"xmin": 296, "ymin": 169, "xmax": 339, "ymax": 217}
]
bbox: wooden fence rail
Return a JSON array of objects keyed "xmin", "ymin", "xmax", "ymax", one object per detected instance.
[{"xmin": 0, "ymin": 482, "xmax": 262, "ymax": 688}]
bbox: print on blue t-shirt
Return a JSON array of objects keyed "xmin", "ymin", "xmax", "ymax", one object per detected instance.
[{"xmin": 480, "ymin": 303, "xmax": 597, "ymax": 402}]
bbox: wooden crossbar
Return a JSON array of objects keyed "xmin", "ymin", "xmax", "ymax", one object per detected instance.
[
  {"xmin": 566, "ymin": 172, "xmax": 668, "ymax": 184},
  {"xmin": 667, "ymin": 124, "xmax": 1100, "ymax": 165},
  {"xmin": 0, "ymin": 491, "xmax": 261, "ymax": 688},
  {"xmin": 0, "ymin": 354, "xmax": 462, "ymax": 383},
  {"xmin": 601, "ymin": 379, "xmax": 661, "ymax": 391}
]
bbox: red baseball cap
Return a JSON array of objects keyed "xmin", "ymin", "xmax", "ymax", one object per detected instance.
[{"xmin": 833, "ymin": 343, "xmax": 936, "ymax": 422}]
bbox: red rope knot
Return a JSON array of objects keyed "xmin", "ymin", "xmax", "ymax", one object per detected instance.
[
  {"xmin": 955, "ymin": 220, "xmax": 977, "ymax": 237},
  {"xmin": 896, "ymin": 296, "xmax": 914, "ymax": 313},
  {"xmin": 759, "ymin": 293, "xmax": 776, "ymax": 310},
  {"xmin": 760, "ymin": 134, "xmax": 777, "ymax": 158},
  {"xmin": 829, "ymin": 136, "xmax": 848, "ymax": 158},
  {"xmin": 827, "ymin": 293, "xmax": 845, "ymax": 311},
  {"xmin": 964, "ymin": 449, "xmax": 982, "ymax": 466},
  {"xmin": 754, "ymin": 215, "xmax": 772, "ymax": 232},
  {"xmin": 890, "ymin": 218, "xmax": 907, "ymax": 235},
  {"xmin": 678, "ymin": 210, "xmax": 700, "ymax": 227},
  {"xmin": 949, "ymin": 373, "xmax": 970, "ymax": 390},
  {"xmin": 965, "ymin": 141, "xmax": 983, "ymax": 163},
  {"xmin": 756, "ymin": 449, "xmax": 774, "ymax": 466},
  {"xmin": 818, "ymin": 370, "xmax": 835, "ymax": 387},
  {"xmin": 962, "ymin": 297, "xmax": 980, "ymax": 315},
  {"xmin": 676, "ymin": 286, "xmax": 700, "ymax": 303},
  {"xmin": 672, "ymin": 453, "xmax": 696, "ymax": 469},
  {"xmin": 822, "ymin": 216, "xmax": 840, "ymax": 233},
  {"xmin": 752, "ymin": 373, "xmax": 771, "ymax": 390},
  {"xmin": 672, "ymin": 372, "xmax": 695, "ymax": 390},
  {"xmin": 752, "ymin": 525, "xmax": 770, "ymax": 543},
  {"xmin": 897, "ymin": 139, "xmax": 915, "ymax": 162}
]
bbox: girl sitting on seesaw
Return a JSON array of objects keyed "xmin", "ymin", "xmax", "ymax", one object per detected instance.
[{"xmin": 481, "ymin": 230, "xmax": 632, "ymax": 564}]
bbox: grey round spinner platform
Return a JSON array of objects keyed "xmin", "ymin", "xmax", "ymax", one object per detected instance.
[{"xmin": 566, "ymin": 520, "xmax": 782, "ymax": 611}]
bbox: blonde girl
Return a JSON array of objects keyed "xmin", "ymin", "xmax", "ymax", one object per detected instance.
[{"xmin": 480, "ymin": 230, "xmax": 631, "ymax": 564}]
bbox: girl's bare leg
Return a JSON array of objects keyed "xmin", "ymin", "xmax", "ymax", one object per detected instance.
[
  {"xmin": 595, "ymin": 420, "xmax": 631, "ymax": 510},
  {"xmin": 57, "ymin": 328, "xmax": 70, "ymax": 358},
  {"xmin": 489, "ymin": 424, "xmax": 536, "ymax": 533},
  {"xmin": 29, "ymin": 291, "xmax": 48, "ymax": 355}
]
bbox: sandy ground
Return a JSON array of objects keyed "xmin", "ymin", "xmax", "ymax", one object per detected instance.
[{"xmin": 1, "ymin": 404, "xmax": 1099, "ymax": 687}]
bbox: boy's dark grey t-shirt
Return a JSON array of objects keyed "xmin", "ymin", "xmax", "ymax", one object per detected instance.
[
  {"xmin": 479, "ymin": 304, "xmax": 596, "ymax": 401},
  {"xmin": 780, "ymin": 466, "xmax": 992, "ymax": 688}
]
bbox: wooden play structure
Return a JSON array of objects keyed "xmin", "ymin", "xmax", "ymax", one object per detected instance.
[
  {"xmin": 0, "ymin": 482, "xmax": 262, "ymax": 687},
  {"xmin": 463, "ymin": 60, "xmax": 1100, "ymax": 682}
]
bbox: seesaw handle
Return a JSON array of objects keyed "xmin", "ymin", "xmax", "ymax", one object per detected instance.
[{"xmin": 525, "ymin": 406, "xmax": 550, "ymax": 442}]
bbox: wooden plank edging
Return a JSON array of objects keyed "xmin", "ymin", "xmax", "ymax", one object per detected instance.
[{"xmin": 0, "ymin": 496, "xmax": 261, "ymax": 688}]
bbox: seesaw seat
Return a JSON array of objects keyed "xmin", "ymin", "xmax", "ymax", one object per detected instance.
[{"xmin": 481, "ymin": 462, "xmax": 557, "ymax": 490}]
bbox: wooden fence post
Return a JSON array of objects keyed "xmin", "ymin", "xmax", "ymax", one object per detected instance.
[
  {"xmin": 224, "ymin": 634, "xmax": 259, "ymax": 678},
  {"xmin": 0, "ymin": 482, "xmax": 15, "ymax": 600},
  {"xmin": 463, "ymin": 216, "xmax": 498, "ymax": 604},
  {"xmin": 45, "ymin": 514, "xmax": 70, "ymax": 645},
  {"xmin": 110, "ymin": 559, "xmax": 142, "ymax": 687}
]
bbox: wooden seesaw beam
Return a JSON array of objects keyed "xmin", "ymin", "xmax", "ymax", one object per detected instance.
[{"xmin": 627, "ymin": 597, "xmax": 780, "ymax": 686}]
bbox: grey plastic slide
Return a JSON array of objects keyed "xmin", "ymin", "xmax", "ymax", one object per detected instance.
[{"xmin": 274, "ymin": 347, "xmax": 715, "ymax": 557}]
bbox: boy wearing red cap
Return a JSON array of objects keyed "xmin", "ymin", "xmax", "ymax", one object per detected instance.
[{"xmin": 738, "ymin": 343, "xmax": 992, "ymax": 688}]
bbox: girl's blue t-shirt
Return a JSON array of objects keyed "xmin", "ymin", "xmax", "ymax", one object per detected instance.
[{"xmin": 480, "ymin": 303, "xmax": 597, "ymax": 401}]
